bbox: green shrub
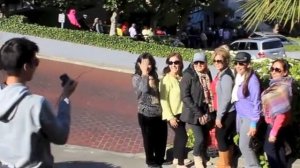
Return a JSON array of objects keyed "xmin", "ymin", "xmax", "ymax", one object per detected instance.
[{"xmin": 0, "ymin": 15, "xmax": 210, "ymax": 62}]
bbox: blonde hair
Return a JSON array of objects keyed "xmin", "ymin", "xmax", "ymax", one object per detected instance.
[
  {"xmin": 218, "ymin": 44, "xmax": 230, "ymax": 52},
  {"xmin": 213, "ymin": 47, "xmax": 230, "ymax": 65}
]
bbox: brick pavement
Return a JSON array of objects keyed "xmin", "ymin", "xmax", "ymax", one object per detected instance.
[{"xmin": 30, "ymin": 59, "xmax": 174, "ymax": 153}]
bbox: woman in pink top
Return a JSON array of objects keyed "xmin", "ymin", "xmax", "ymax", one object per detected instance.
[
  {"xmin": 67, "ymin": 9, "xmax": 81, "ymax": 29},
  {"xmin": 261, "ymin": 59, "xmax": 293, "ymax": 168}
]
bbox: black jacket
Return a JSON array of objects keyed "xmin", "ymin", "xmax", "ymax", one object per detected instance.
[{"xmin": 179, "ymin": 64, "xmax": 212, "ymax": 125}]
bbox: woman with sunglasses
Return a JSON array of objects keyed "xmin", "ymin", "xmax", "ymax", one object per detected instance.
[
  {"xmin": 180, "ymin": 52, "xmax": 213, "ymax": 168},
  {"xmin": 261, "ymin": 59, "xmax": 293, "ymax": 168},
  {"xmin": 211, "ymin": 47, "xmax": 236, "ymax": 168},
  {"xmin": 159, "ymin": 52, "xmax": 188, "ymax": 168},
  {"xmin": 132, "ymin": 53, "xmax": 167, "ymax": 168},
  {"xmin": 231, "ymin": 52, "xmax": 261, "ymax": 168}
]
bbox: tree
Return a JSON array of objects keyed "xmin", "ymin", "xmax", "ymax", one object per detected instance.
[
  {"xmin": 240, "ymin": 0, "xmax": 300, "ymax": 32},
  {"xmin": 138, "ymin": 0, "xmax": 191, "ymax": 30},
  {"xmin": 102, "ymin": 0, "xmax": 214, "ymax": 36},
  {"xmin": 103, "ymin": 0, "xmax": 135, "ymax": 36},
  {"xmin": 30, "ymin": 0, "xmax": 99, "ymax": 11}
]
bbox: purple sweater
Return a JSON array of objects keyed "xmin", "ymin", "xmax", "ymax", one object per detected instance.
[{"xmin": 234, "ymin": 73, "xmax": 261, "ymax": 128}]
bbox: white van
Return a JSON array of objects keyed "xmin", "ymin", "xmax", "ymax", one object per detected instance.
[{"xmin": 230, "ymin": 37, "xmax": 286, "ymax": 59}]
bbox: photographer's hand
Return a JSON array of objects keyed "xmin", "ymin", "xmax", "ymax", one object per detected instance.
[{"xmin": 61, "ymin": 79, "xmax": 78, "ymax": 99}]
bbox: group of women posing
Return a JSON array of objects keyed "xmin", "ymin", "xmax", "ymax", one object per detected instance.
[{"xmin": 132, "ymin": 47, "xmax": 293, "ymax": 168}]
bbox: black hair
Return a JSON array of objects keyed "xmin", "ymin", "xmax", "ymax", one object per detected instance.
[
  {"xmin": 162, "ymin": 52, "xmax": 184, "ymax": 76},
  {"xmin": 0, "ymin": 37, "xmax": 39, "ymax": 74},
  {"xmin": 242, "ymin": 69, "xmax": 255, "ymax": 97},
  {"xmin": 134, "ymin": 52, "xmax": 158, "ymax": 79}
]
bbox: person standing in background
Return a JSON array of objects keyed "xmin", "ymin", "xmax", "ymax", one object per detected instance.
[
  {"xmin": 66, "ymin": 8, "xmax": 81, "ymax": 29},
  {"xmin": 159, "ymin": 52, "xmax": 187, "ymax": 168},
  {"xmin": 116, "ymin": 24, "xmax": 123, "ymax": 36},
  {"xmin": 129, "ymin": 23, "xmax": 137, "ymax": 38},
  {"xmin": 78, "ymin": 14, "xmax": 90, "ymax": 31},
  {"xmin": 91, "ymin": 18, "xmax": 104, "ymax": 33},
  {"xmin": 132, "ymin": 53, "xmax": 167, "ymax": 168}
]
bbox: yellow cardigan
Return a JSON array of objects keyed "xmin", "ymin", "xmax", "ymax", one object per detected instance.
[{"xmin": 159, "ymin": 74, "xmax": 183, "ymax": 120}]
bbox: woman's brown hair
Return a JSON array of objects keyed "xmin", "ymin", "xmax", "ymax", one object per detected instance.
[
  {"xmin": 213, "ymin": 47, "xmax": 230, "ymax": 66},
  {"xmin": 162, "ymin": 52, "xmax": 184, "ymax": 76}
]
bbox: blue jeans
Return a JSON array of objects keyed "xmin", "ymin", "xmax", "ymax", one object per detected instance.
[{"xmin": 189, "ymin": 124, "xmax": 209, "ymax": 157}]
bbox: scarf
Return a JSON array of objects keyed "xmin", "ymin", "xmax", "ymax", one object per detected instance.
[
  {"xmin": 198, "ymin": 72, "xmax": 214, "ymax": 113},
  {"xmin": 261, "ymin": 77, "xmax": 293, "ymax": 118},
  {"xmin": 231, "ymin": 74, "xmax": 245, "ymax": 103}
]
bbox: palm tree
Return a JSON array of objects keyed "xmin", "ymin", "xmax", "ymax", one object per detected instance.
[{"xmin": 240, "ymin": 0, "xmax": 300, "ymax": 32}]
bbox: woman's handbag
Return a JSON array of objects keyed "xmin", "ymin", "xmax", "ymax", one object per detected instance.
[
  {"xmin": 249, "ymin": 136, "xmax": 262, "ymax": 153},
  {"xmin": 249, "ymin": 117, "xmax": 267, "ymax": 153}
]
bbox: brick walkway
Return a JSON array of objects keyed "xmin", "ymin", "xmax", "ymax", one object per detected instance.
[{"xmin": 30, "ymin": 59, "xmax": 174, "ymax": 153}]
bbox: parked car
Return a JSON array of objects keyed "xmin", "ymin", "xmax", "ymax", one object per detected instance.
[
  {"xmin": 249, "ymin": 32, "xmax": 298, "ymax": 45},
  {"xmin": 230, "ymin": 37, "xmax": 286, "ymax": 59}
]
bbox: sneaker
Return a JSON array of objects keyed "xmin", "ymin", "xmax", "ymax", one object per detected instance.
[
  {"xmin": 176, "ymin": 165, "xmax": 188, "ymax": 168},
  {"xmin": 173, "ymin": 159, "xmax": 178, "ymax": 165},
  {"xmin": 147, "ymin": 164, "xmax": 162, "ymax": 168},
  {"xmin": 162, "ymin": 160, "xmax": 173, "ymax": 165},
  {"xmin": 205, "ymin": 160, "xmax": 213, "ymax": 166},
  {"xmin": 173, "ymin": 158, "xmax": 192, "ymax": 165}
]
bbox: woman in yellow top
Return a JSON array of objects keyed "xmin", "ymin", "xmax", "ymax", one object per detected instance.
[{"xmin": 159, "ymin": 52, "xmax": 187, "ymax": 168}]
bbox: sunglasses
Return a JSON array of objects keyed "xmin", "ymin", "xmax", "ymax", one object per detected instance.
[
  {"xmin": 168, "ymin": 60, "xmax": 180, "ymax": 65},
  {"xmin": 270, "ymin": 67, "xmax": 282, "ymax": 73},
  {"xmin": 234, "ymin": 62, "xmax": 247, "ymax": 66},
  {"xmin": 213, "ymin": 59, "xmax": 223, "ymax": 64},
  {"xmin": 194, "ymin": 61, "xmax": 205, "ymax": 65}
]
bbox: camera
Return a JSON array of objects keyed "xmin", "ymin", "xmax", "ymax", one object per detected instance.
[{"xmin": 59, "ymin": 73, "xmax": 70, "ymax": 87}]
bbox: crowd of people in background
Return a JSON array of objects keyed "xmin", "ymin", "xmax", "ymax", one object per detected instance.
[
  {"xmin": 132, "ymin": 46, "xmax": 296, "ymax": 168},
  {"xmin": 65, "ymin": 9, "xmax": 249, "ymax": 50}
]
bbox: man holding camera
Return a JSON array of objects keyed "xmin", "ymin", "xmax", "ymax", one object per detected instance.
[{"xmin": 0, "ymin": 38, "xmax": 77, "ymax": 168}]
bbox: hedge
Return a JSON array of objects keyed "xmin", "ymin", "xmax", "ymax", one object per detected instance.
[{"xmin": 0, "ymin": 15, "xmax": 204, "ymax": 62}]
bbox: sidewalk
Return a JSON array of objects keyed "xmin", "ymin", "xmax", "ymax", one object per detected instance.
[
  {"xmin": 52, "ymin": 144, "xmax": 300, "ymax": 168},
  {"xmin": 52, "ymin": 144, "xmax": 224, "ymax": 168}
]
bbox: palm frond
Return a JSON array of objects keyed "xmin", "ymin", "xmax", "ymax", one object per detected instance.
[{"xmin": 240, "ymin": 0, "xmax": 300, "ymax": 32}]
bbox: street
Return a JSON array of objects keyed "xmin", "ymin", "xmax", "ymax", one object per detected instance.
[{"xmin": 26, "ymin": 58, "xmax": 144, "ymax": 153}]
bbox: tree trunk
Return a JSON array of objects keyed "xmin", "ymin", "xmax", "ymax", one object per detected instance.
[
  {"xmin": 109, "ymin": 10, "xmax": 119, "ymax": 36},
  {"xmin": 177, "ymin": 9, "xmax": 190, "ymax": 34}
]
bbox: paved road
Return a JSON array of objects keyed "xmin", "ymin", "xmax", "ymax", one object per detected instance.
[{"xmin": 24, "ymin": 58, "xmax": 146, "ymax": 153}]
